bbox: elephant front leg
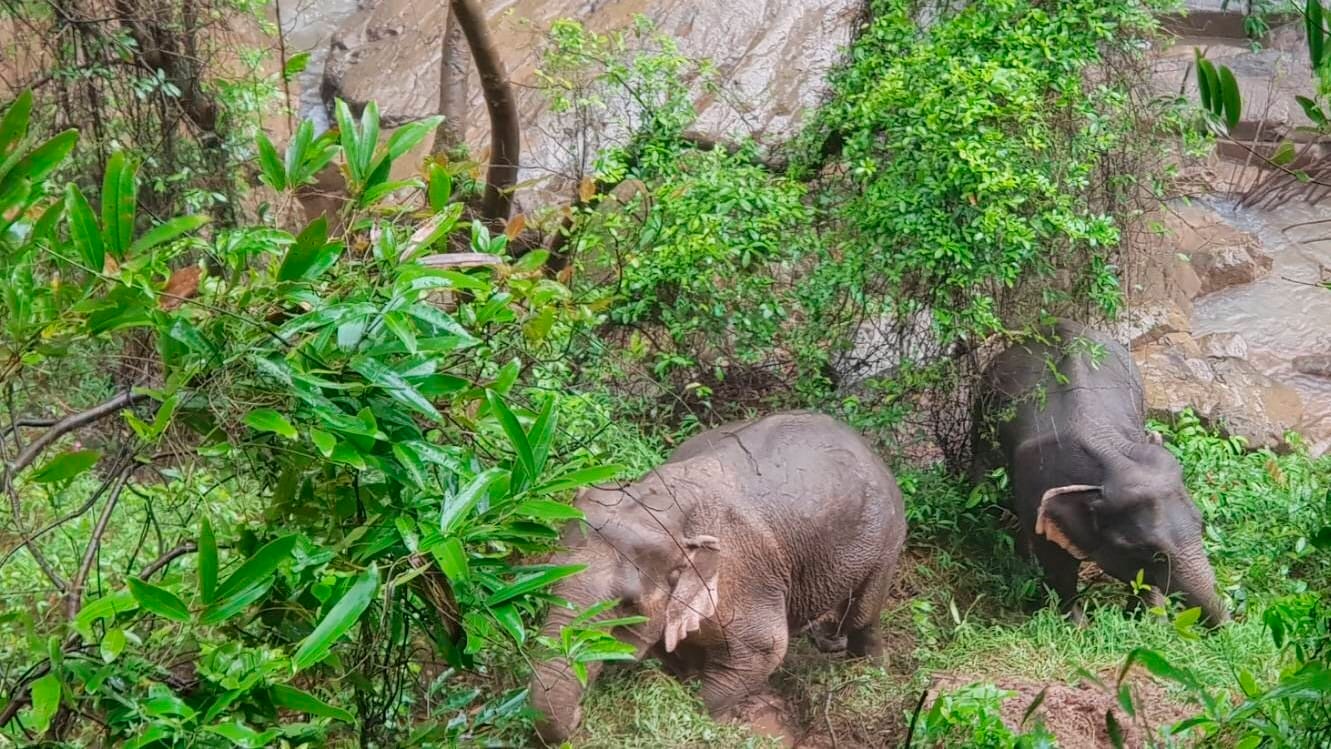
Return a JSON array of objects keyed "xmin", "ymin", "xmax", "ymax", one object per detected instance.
[
  {"xmin": 697, "ymin": 626, "xmax": 789, "ymax": 721},
  {"xmin": 1033, "ymin": 539, "xmax": 1085, "ymax": 626}
]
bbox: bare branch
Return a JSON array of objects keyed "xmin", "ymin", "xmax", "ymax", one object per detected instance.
[
  {"xmin": 5, "ymin": 390, "xmax": 145, "ymax": 478},
  {"xmin": 417, "ymin": 252, "xmax": 503, "ymax": 269},
  {"xmin": 65, "ymin": 470, "xmax": 132, "ymax": 620},
  {"xmin": 450, "ymin": 0, "xmax": 520, "ymax": 226},
  {"xmin": 139, "ymin": 542, "xmax": 198, "ymax": 580}
]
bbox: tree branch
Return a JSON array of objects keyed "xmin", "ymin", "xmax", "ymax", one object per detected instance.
[
  {"xmin": 138, "ymin": 542, "xmax": 197, "ymax": 580},
  {"xmin": 5, "ymin": 390, "xmax": 145, "ymax": 478},
  {"xmin": 449, "ymin": 0, "xmax": 519, "ymax": 227},
  {"xmin": 65, "ymin": 470, "xmax": 132, "ymax": 620}
]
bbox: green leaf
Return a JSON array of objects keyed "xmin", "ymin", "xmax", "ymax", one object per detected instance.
[
  {"xmin": 1217, "ymin": 64, "xmax": 1242, "ymax": 131},
  {"xmin": 293, "ymin": 564, "xmax": 380, "ymax": 671},
  {"xmin": 30, "ymin": 449, "xmax": 100, "ymax": 483},
  {"xmin": 1295, "ymin": 95, "xmax": 1328, "ymax": 128},
  {"xmin": 1105, "ymin": 709, "xmax": 1125, "ymax": 749},
  {"xmin": 15, "ymin": 129, "xmax": 77, "ymax": 184},
  {"xmin": 1194, "ymin": 50, "xmax": 1215, "ymax": 113},
  {"xmin": 75, "ymin": 590, "xmax": 138, "ymax": 639},
  {"xmin": 213, "ymin": 534, "xmax": 297, "ymax": 602},
  {"xmin": 278, "ymin": 216, "xmax": 342, "ymax": 282},
  {"xmin": 283, "ymin": 51, "xmax": 312, "ymax": 81},
  {"xmin": 1173, "ymin": 606, "xmax": 1202, "ymax": 639},
  {"xmin": 199, "ymin": 580, "xmax": 273, "ymax": 625},
  {"xmin": 528, "ymin": 395, "xmax": 558, "ymax": 474},
  {"xmin": 535, "ymin": 464, "xmax": 624, "ymax": 495},
  {"xmin": 351, "ymin": 357, "xmax": 443, "ymax": 422},
  {"xmin": 430, "ymin": 536, "xmax": 469, "ymax": 581},
  {"xmin": 514, "ymin": 499, "xmax": 583, "ymax": 522},
  {"xmin": 0, "ymin": 90, "xmax": 33, "ymax": 157},
  {"xmin": 311, "ymin": 429, "xmax": 336, "ymax": 458},
  {"xmin": 100, "ymin": 628, "xmax": 127, "ymax": 663},
  {"xmin": 1271, "ymin": 141, "xmax": 1297, "ymax": 167},
  {"xmin": 66, "ymin": 183, "xmax": 105, "ymax": 272},
  {"xmin": 128, "ymin": 578, "xmax": 191, "ymax": 622},
  {"xmin": 1308, "ymin": 0, "xmax": 1325, "ymax": 67},
  {"xmin": 199, "ymin": 516, "xmax": 218, "ymax": 604},
  {"xmin": 257, "ymin": 132, "xmax": 286, "ymax": 190},
  {"xmin": 491, "ymin": 603, "xmax": 525, "ymax": 645},
  {"xmin": 270, "ymin": 684, "xmax": 354, "ymax": 723},
  {"xmin": 203, "ymin": 720, "xmax": 279, "ymax": 748},
  {"xmin": 487, "ymin": 390, "xmax": 536, "ymax": 488},
  {"xmin": 440, "ymin": 467, "xmax": 506, "ymax": 534},
  {"xmin": 1119, "ymin": 648, "xmax": 1200, "ymax": 691},
  {"xmin": 384, "ymin": 312, "xmax": 419, "ymax": 354},
  {"xmin": 485, "ymin": 564, "xmax": 584, "ymax": 606},
  {"xmin": 129, "ymin": 215, "xmax": 210, "ymax": 256},
  {"xmin": 392, "ymin": 442, "xmax": 429, "ymax": 488},
  {"xmin": 102, "ymin": 150, "xmax": 138, "ymax": 260},
  {"xmin": 428, "ymin": 163, "xmax": 453, "ymax": 212},
  {"xmin": 244, "ymin": 408, "xmax": 298, "ymax": 440},
  {"xmin": 386, "ymin": 117, "xmax": 443, "ymax": 161},
  {"xmin": 26, "ymin": 672, "xmax": 60, "ymax": 734}
]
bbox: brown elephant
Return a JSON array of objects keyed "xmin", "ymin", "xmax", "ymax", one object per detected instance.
[
  {"xmin": 972, "ymin": 319, "xmax": 1227, "ymax": 626},
  {"xmin": 527, "ymin": 411, "xmax": 907, "ymax": 745}
]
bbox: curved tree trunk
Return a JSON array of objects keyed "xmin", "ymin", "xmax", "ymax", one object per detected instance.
[
  {"xmin": 449, "ymin": 0, "xmax": 519, "ymax": 227},
  {"xmin": 431, "ymin": 4, "xmax": 469, "ymax": 158}
]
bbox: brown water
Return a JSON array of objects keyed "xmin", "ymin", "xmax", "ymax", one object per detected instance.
[{"xmin": 1192, "ymin": 198, "xmax": 1331, "ymax": 455}]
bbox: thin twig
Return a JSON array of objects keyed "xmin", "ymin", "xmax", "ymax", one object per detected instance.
[
  {"xmin": 138, "ymin": 542, "xmax": 198, "ymax": 580},
  {"xmin": 65, "ymin": 470, "xmax": 132, "ymax": 620},
  {"xmin": 4, "ymin": 390, "xmax": 145, "ymax": 477}
]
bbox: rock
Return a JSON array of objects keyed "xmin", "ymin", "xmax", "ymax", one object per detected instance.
[
  {"xmin": 1118, "ymin": 301, "xmax": 1191, "ymax": 350},
  {"xmin": 833, "ymin": 309, "xmax": 953, "ymax": 390},
  {"xmin": 320, "ymin": 0, "xmax": 861, "ymax": 209},
  {"xmin": 1192, "ymin": 242, "xmax": 1274, "ymax": 294},
  {"xmin": 1195, "ymin": 331, "xmax": 1249, "ymax": 360},
  {"xmin": 1293, "ymin": 354, "xmax": 1331, "ymax": 379},
  {"xmin": 1136, "ymin": 343, "xmax": 1304, "ymax": 450}
]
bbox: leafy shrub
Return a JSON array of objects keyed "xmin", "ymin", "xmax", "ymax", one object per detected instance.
[
  {"xmin": 0, "ymin": 92, "xmax": 627, "ymax": 746},
  {"xmin": 909, "ymin": 682, "xmax": 1055, "ymax": 748}
]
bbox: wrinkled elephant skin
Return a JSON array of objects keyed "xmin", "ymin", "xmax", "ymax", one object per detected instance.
[
  {"xmin": 973, "ymin": 319, "xmax": 1228, "ymax": 627},
  {"xmin": 528, "ymin": 411, "xmax": 907, "ymax": 745}
]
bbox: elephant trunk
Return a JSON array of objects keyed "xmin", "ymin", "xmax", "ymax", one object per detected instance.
[
  {"xmin": 1167, "ymin": 545, "xmax": 1228, "ymax": 627},
  {"xmin": 528, "ymin": 595, "xmax": 604, "ymax": 745}
]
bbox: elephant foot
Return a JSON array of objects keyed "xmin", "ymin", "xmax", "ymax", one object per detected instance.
[
  {"xmin": 1065, "ymin": 602, "xmax": 1088, "ymax": 628},
  {"xmin": 734, "ymin": 694, "xmax": 796, "ymax": 747},
  {"xmin": 847, "ymin": 628, "xmax": 885, "ymax": 660}
]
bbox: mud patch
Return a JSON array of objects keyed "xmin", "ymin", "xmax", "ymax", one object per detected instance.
[{"xmin": 927, "ymin": 673, "xmax": 1198, "ymax": 749}]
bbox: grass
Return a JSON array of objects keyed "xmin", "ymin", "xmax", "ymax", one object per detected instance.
[{"xmin": 573, "ymin": 411, "xmax": 1331, "ymax": 746}]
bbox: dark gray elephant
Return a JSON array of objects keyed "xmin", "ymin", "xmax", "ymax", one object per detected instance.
[
  {"xmin": 972, "ymin": 319, "xmax": 1227, "ymax": 626},
  {"xmin": 528, "ymin": 412, "xmax": 907, "ymax": 745}
]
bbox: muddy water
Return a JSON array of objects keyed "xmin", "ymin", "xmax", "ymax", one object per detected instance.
[
  {"xmin": 1192, "ymin": 198, "xmax": 1331, "ymax": 454},
  {"xmin": 275, "ymin": 0, "xmax": 363, "ymax": 131}
]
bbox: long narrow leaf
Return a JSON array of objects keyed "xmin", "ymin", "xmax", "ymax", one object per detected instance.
[
  {"xmin": 102, "ymin": 150, "xmax": 138, "ymax": 260},
  {"xmin": 1217, "ymin": 65, "xmax": 1242, "ymax": 131},
  {"xmin": 485, "ymin": 565, "xmax": 585, "ymax": 607},
  {"xmin": 129, "ymin": 215, "xmax": 210, "ymax": 256},
  {"xmin": 486, "ymin": 390, "xmax": 535, "ymax": 488},
  {"xmin": 127, "ymin": 578, "xmax": 191, "ymax": 623},
  {"xmin": 0, "ymin": 90, "xmax": 33, "ymax": 157},
  {"xmin": 14, "ymin": 129, "xmax": 77, "ymax": 184},
  {"xmin": 1309, "ymin": 0, "xmax": 1325, "ymax": 67},
  {"xmin": 351, "ymin": 357, "xmax": 443, "ymax": 422},
  {"xmin": 293, "ymin": 564, "xmax": 379, "ymax": 671},
  {"xmin": 65, "ymin": 184, "xmax": 104, "ymax": 272},
  {"xmin": 441, "ymin": 468, "xmax": 505, "ymax": 534},
  {"xmin": 270, "ymin": 685, "xmax": 354, "ymax": 723},
  {"xmin": 199, "ymin": 516, "xmax": 218, "ymax": 604},
  {"xmin": 257, "ymin": 132, "xmax": 287, "ymax": 191},
  {"xmin": 213, "ymin": 534, "xmax": 297, "ymax": 601}
]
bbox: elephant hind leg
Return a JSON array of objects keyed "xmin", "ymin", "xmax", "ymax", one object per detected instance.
[{"xmin": 843, "ymin": 570, "xmax": 889, "ymax": 658}]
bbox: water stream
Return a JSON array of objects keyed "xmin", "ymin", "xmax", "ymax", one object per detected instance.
[
  {"xmin": 276, "ymin": 0, "xmax": 364, "ymax": 131},
  {"xmin": 1193, "ymin": 197, "xmax": 1331, "ymax": 454}
]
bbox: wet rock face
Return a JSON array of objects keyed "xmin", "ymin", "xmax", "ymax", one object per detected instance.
[
  {"xmin": 1294, "ymin": 354, "xmax": 1331, "ymax": 380},
  {"xmin": 1136, "ymin": 342, "xmax": 1305, "ymax": 450},
  {"xmin": 1191, "ymin": 241, "xmax": 1273, "ymax": 295},
  {"xmin": 320, "ymin": 0, "xmax": 861, "ymax": 206}
]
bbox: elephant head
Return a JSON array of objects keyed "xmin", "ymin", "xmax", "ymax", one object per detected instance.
[
  {"xmin": 1034, "ymin": 440, "xmax": 1228, "ymax": 626},
  {"xmin": 528, "ymin": 482, "xmax": 721, "ymax": 745}
]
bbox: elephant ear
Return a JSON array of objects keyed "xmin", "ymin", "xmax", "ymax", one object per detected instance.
[
  {"xmin": 1035, "ymin": 484, "xmax": 1101, "ymax": 560},
  {"xmin": 663, "ymin": 535, "xmax": 721, "ymax": 653}
]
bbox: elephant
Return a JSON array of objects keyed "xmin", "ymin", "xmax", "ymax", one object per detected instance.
[
  {"xmin": 527, "ymin": 411, "xmax": 907, "ymax": 745},
  {"xmin": 971, "ymin": 318, "xmax": 1227, "ymax": 626}
]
